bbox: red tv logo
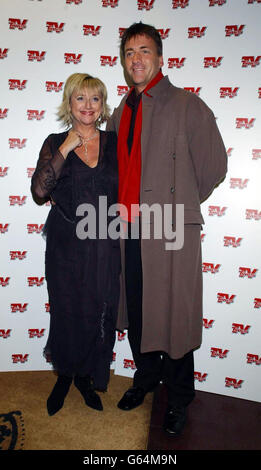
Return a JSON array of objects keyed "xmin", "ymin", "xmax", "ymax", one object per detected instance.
[
  {"xmin": 28, "ymin": 328, "xmax": 45, "ymax": 338},
  {"xmin": 117, "ymin": 86, "xmax": 129, "ymax": 96},
  {"xmin": 211, "ymin": 347, "xmax": 229, "ymax": 358},
  {"xmin": 217, "ymin": 293, "xmax": 235, "ymax": 304},
  {"xmin": 202, "ymin": 262, "xmax": 221, "ymax": 273},
  {"xmin": 46, "ymin": 81, "xmax": 63, "ymax": 92},
  {"xmin": 236, "ymin": 118, "xmax": 255, "ymax": 129},
  {"xmin": 117, "ymin": 332, "xmax": 126, "ymax": 341},
  {"xmin": 223, "ymin": 236, "xmax": 242, "ymax": 247},
  {"xmin": 246, "ymin": 209, "xmax": 261, "ymax": 220},
  {"xmin": 27, "ymin": 277, "xmax": 45, "ymax": 287},
  {"xmin": 203, "ymin": 318, "xmax": 214, "ymax": 329},
  {"xmin": 242, "ymin": 56, "xmax": 261, "ymax": 67},
  {"xmin": 0, "ymin": 167, "xmax": 8, "ymax": 177},
  {"xmin": 254, "ymin": 298, "xmax": 261, "ymax": 308},
  {"xmin": 232, "ymin": 323, "xmax": 250, "ymax": 334},
  {"xmin": 0, "ymin": 277, "xmax": 10, "ymax": 287},
  {"xmin": 9, "ymin": 79, "xmax": 27, "ymax": 90},
  {"xmin": 123, "ymin": 359, "xmax": 136, "ymax": 369},
  {"xmin": 9, "ymin": 18, "xmax": 28, "ymax": 30},
  {"xmin": 0, "ymin": 223, "xmax": 9, "ymax": 233},
  {"xmin": 64, "ymin": 53, "xmax": 82, "ymax": 64},
  {"xmin": 194, "ymin": 372, "xmax": 207, "ymax": 382},
  {"xmin": 225, "ymin": 377, "xmax": 243, "ymax": 389},
  {"xmin": 220, "ymin": 87, "xmax": 239, "ymax": 98},
  {"xmin": 225, "ymin": 25, "xmax": 245, "ymax": 36},
  {"xmin": 168, "ymin": 58, "xmax": 185, "ymax": 69},
  {"xmin": 83, "ymin": 25, "xmax": 101, "ymax": 36},
  {"xmin": 0, "ymin": 48, "xmax": 8, "ymax": 59},
  {"xmin": 208, "ymin": 205, "xmax": 227, "ymax": 216},
  {"xmin": 27, "ymin": 110, "xmax": 45, "ymax": 121},
  {"xmin": 10, "ymin": 251, "xmax": 27, "ymax": 260},
  {"xmin": 46, "ymin": 22, "xmax": 65, "ymax": 33},
  {"xmin": 209, "ymin": 0, "xmax": 226, "ymax": 5},
  {"xmin": 252, "ymin": 149, "xmax": 261, "ymax": 160},
  {"xmin": 204, "ymin": 57, "xmax": 223, "ymax": 68},
  {"xmin": 184, "ymin": 87, "xmax": 201, "ymax": 95},
  {"xmin": 11, "ymin": 303, "xmax": 28, "ymax": 313},
  {"xmin": 45, "ymin": 303, "xmax": 50, "ymax": 312},
  {"xmin": 230, "ymin": 178, "xmax": 249, "ymax": 189},
  {"xmin": 100, "ymin": 56, "xmax": 118, "ymax": 66},
  {"xmin": 172, "ymin": 0, "xmax": 189, "ymax": 7},
  {"xmin": 0, "ymin": 108, "xmax": 8, "ymax": 119},
  {"xmin": 0, "ymin": 329, "xmax": 11, "ymax": 339},
  {"xmin": 137, "ymin": 0, "xmax": 155, "ymax": 10},
  {"xmin": 27, "ymin": 224, "xmax": 44, "ymax": 234},
  {"xmin": 9, "ymin": 138, "xmax": 27, "ymax": 149},
  {"xmin": 157, "ymin": 29, "xmax": 170, "ymax": 40},
  {"xmin": 188, "ymin": 27, "xmax": 207, "ymax": 38},
  {"xmin": 9, "ymin": 196, "xmax": 27, "ymax": 206},
  {"xmin": 239, "ymin": 267, "xmax": 257, "ymax": 279},
  {"xmin": 246, "ymin": 354, "xmax": 261, "ymax": 365},
  {"xmin": 102, "ymin": 0, "xmax": 119, "ymax": 6},
  {"xmin": 12, "ymin": 354, "xmax": 29, "ymax": 364},
  {"xmin": 27, "ymin": 50, "xmax": 46, "ymax": 62},
  {"xmin": 27, "ymin": 168, "xmax": 35, "ymax": 178},
  {"xmin": 66, "ymin": 0, "xmax": 82, "ymax": 3}
]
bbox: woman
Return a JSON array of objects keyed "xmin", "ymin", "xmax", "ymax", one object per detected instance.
[{"xmin": 31, "ymin": 73, "xmax": 120, "ymax": 416}]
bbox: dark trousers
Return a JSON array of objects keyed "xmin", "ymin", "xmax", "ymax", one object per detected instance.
[{"xmin": 125, "ymin": 233, "xmax": 195, "ymax": 408}]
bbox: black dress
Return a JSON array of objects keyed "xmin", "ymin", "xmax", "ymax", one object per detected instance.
[{"xmin": 31, "ymin": 130, "xmax": 120, "ymax": 391}]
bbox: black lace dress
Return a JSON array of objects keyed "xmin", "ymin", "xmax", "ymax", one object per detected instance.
[{"xmin": 31, "ymin": 130, "xmax": 120, "ymax": 391}]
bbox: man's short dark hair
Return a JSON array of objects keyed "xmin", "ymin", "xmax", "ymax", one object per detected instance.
[{"xmin": 120, "ymin": 22, "xmax": 163, "ymax": 57}]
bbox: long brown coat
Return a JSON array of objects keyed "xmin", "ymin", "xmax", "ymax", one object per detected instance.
[{"xmin": 107, "ymin": 76, "xmax": 227, "ymax": 359}]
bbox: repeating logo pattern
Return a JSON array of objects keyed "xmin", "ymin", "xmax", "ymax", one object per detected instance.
[{"xmin": 0, "ymin": 0, "xmax": 260, "ymax": 403}]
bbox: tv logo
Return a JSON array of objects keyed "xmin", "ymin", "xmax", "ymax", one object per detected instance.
[
  {"xmin": 64, "ymin": 53, "xmax": 82, "ymax": 64},
  {"xmin": 223, "ymin": 236, "xmax": 242, "ymax": 247},
  {"xmin": 83, "ymin": 25, "xmax": 101, "ymax": 36},
  {"xmin": 100, "ymin": 56, "xmax": 118, "ymax": 66},
  {"xmin": 0, "ymin": 329, "xmax": 11, "ymax": 339},
  {"xmin": 236, "ymin": 118, "xmax": 255, "ymax": 129},
  {"xmin": 252, "ymin": 149, "xmax": 261, "ymax": 160},
  {"xmin": 230, "ymin": 178, "xmax": 249, "ymax": 189},
  {"xmin": 9, "ymin": 18, "xmax": 28, "ymax": 30},
  {"xmin": 0, "ymin": 167, "xmax": 8, "ymax": 177},
  {"xmin": 168, "ymin": 58, "xmax": 185, "ymax": 69},
  {"xmin": 188, "ymin": 27, "xmax": 207, "ymax": 38},
  {"xmin": 0, "ymin": 48, "xmax": 8, "ymax": 59},
  {"xmin": 194, "ymin": 372, "xmax": 207, "ymax": 382},
  {"xmin": 173, "ymin": 0, "xmax": 189, "ymax": 7},
  {"xmin": 225, "ymin": 377, "xmax": 243, "ymax": 389},
  {"xmin": 27, "ymin": 277, "xmax": 45, "ymax": 286},
  {"xmin": 202, "ymin": 262, "xmax": 221, "ymax": 273},
  {"xmin": 28, "ymin": 329, "xmax": 45, "ymax": 338},
  {"xmin": 211, "ymin": 348, "xmax": 229, "ymax": 358},
  {"xmin": 137, "ymin": 0, "xmax": 155, "ymax": 10},
  {"xmin": 11, "ymin": 303, "xmax": 28, "ymax": 313},
  {"xmin": 184, "ymin": 87, "xmax": 201, "ymax": 96},
  {"xmin": 204, "ymin": 57, "xmax": 223, "ymax": 68},
  {"xmin": 225, "ymin": 25, "xmax": 245, "ymax": 36},
  {"xmin": 0, "ymin": 277, "xmax": 10, "ymax": 287},
  {"xmin": 9, "ymin": 196, "xmax": 27, "ymax": 206},
  {"xmin": 9, "ymin": 79, "xmax": 27, "ymax": 90},
  {"xmin": 232, "ymin": 323, "xmax": 250, "ymax": 334},
  {"xmin": 46, "ymin": 81, "xmax": 64, "ymax": 92},
  {"xmin": 0, "ymin": 223, "xmax": 9, "ymax": 233},
  {"xmin": 220, "ymin": 87, "xmax": 239, "ymax": 98},
  {"xmin": 10, "ymin": 251, "xmax": 27, "ymax": 260},
  {"xmin": 239, "ymin": 267, "xmax": 257, "ymax": 278},
  {"xmin": 208, "ymin": 205, "xmax": 227, "ymax": 216},
  {"xmin": 27, "ymin": 50, "xmax": 46, "ymax": 62},
  {"xmin": 123, "ymin": 359, "xmax": 136, "ymax": 369},
  {"xmin": 241, "ymin": 56, "xmax": 261, "ymax": 67},
  {"xmin": 12, "ymin": 354, "xmax": 29, "ymax": 363},
  {"xmin": 217, "ymin": 293, "xmax": 235, "ymax": 304},
  {"xmin": 246, "ymin": 353, "xmax": 261, "ymax": 365},
  {"xmin": 27, "ymin": 224, "xmax": 44, "ymax": 234},
  {"xmin": 245, "ymin": 209, "xmax": 261, "ymax": 220},
  {"xmin": 46, "ymin": 22, "xmax": 65, "ymax": 33},
  {"xmin": 27, "ymin": 110, "xmax": 45, "ymax": 121},
  {"xmin": 203, "ymin": 318, "xmax": 214, "ymax": 329}
]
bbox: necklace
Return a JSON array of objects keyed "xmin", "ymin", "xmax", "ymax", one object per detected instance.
[{"xmin": 82, "ymin": 129, "xmax": 98, "ymax": 162}]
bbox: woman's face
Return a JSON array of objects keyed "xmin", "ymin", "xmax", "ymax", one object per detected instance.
[{"xmin": 70, "ymin": 87, "xmax": 103, "ymax": 128}]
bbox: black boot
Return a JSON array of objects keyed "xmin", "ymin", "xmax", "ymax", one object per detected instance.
[
  {"xmin": 74, "ymin": 375, "xmax": 103, "ymax": 411},
  {"xmin": 47, "ymin": 375, "xmax": 72, "ymax": 416}
]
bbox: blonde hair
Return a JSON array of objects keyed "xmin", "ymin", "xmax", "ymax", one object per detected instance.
[{"xmin": 57, "ymin": 73, "xmax": 110, "ymax": 128}]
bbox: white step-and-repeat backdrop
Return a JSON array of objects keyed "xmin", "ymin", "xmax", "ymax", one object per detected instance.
[{"xmin": 0, "ymin": 0, "xmax": 260, "ymax": 403}]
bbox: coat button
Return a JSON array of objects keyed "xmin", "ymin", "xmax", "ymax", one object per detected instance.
[
  {"xmin": 172, "ymin": 153, "xmax": 176, "ymax": 159},
  {"xmin": 170, "ymin": 186, "xmax": 175, "ymax": 193}
]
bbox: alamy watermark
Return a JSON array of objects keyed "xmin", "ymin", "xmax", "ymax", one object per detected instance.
[{"xmin": 76, "ymin": 196, "xmax": 184, "ymax": 251}]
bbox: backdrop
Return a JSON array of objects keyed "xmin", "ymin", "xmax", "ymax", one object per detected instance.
[{"xmin": 0, "ymin": 0, "xmax": 260, "ymax": 403}]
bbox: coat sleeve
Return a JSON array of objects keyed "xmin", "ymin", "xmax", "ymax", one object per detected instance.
[
  {"xmin": 187, "ymin": 98, "xmax": 228, "ymax": 203},
  {"xmin": 31, "ymin": 134, "xmax": 66, "ymax": 200}
]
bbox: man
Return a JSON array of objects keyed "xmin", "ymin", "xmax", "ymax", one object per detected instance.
[{"xmin": 107, "ymin": 22, "xmax": 227, "ymax": 435}]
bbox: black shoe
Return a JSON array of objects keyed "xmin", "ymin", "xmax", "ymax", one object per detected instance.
[
  {"xmin": 117, "ymin": 387, "xmax": 147, "ymax": 411},
  {"xmin": 47, "ymin": 375, "xmax": 72, "ymax": 416},
  {"xmin": 74, "ymin": 375, "xmax": 103, "ymax": 411},
  {"xmin": 163, "ymin": 405, "xmax": 186, "ymax": 436}
]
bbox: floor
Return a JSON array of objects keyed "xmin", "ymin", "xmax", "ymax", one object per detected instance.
[{"xmin": 147, "ymin": 384, "xmax": 261, "ymax": 451}]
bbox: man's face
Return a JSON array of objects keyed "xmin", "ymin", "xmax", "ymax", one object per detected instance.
[{"xmin": 124, "ymin": 34, "xmax": 163, "ymax": 93}]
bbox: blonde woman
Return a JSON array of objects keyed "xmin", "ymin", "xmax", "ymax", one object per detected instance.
[{"xmin": 31, "ymin": 73, "xmax": 120, "ymax": 416}]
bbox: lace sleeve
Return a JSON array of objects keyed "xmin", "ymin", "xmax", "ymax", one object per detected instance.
[{"xmin": 31, "ymin": 135, "xmax": 66, "ymax": 200}]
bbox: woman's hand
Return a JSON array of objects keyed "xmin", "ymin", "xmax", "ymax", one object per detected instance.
[{"xmin": 58, "ymin": 129, "xmax": 82, "ymax": 159}]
